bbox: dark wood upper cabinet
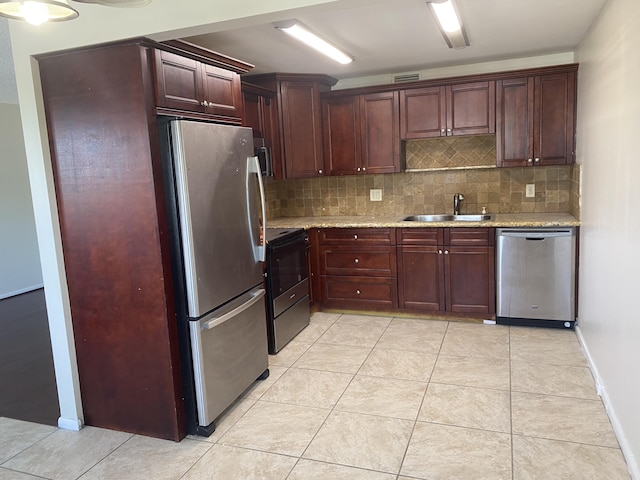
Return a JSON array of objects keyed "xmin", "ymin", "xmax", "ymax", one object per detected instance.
[
  {"xmin": 360, "ymin": 91, "xmax": 401, "ymax": 174},
  {"xmin": 322, "ymin": 91, "xmax": 400, "ymax": 176},
  {"xmin": 497, "ymin": 70, "xmax": 576, "ymax": 167},
  {"xmin": 153, "ymin": 40, "xmax": 251, "ymax": 124},
  {"xmin": 245, "ymin": 74, "xmax": 337, "ymax": 178},
  {"xmin": 322, "ymin": 95, "xmax": 361, "ymax": 176},
  {"xmin": 400, "ymin": 81, "xmax": 495, "ymax": 139},
  {"xmin": 242, "ymin": 82, "xmax": 284, "ymax": 179}
]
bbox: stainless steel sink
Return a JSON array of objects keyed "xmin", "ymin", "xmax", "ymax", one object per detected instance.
[{"xmin": 403, "ymin": 214, "xmax": 493, "ymax": 222}]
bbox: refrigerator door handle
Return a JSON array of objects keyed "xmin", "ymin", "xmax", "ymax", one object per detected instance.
[
  {"xmin": 201, "ymin": 289, "xmax": 266, "ymax": 330},
  {"xmin": 247, "ymin": 156, "xmax": 267, "ymax": 262}
]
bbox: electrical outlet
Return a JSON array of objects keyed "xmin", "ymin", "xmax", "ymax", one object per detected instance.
[
  {"xmin": 369, "ymin": 189, "xmax": 383, "ymax": 201},
  {"xmin": 525, "ymin": 184, "xmax": 535, "ymax": 198}
]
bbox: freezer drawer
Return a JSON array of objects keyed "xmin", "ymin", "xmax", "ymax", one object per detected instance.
[
  {"xmin": 190, "ymin": 288, "xmax": 268, "ymax": 428},
  {"xmin": 496, "ymin": 228, "xmax": 576, "ymax": 324}
]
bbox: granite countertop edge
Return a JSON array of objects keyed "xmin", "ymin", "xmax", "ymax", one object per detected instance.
[{"xmin": 266, "ymin": 213, "xmax": 580, "ymax": 229}]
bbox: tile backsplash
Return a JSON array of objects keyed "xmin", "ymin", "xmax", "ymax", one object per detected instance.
[
  {"xmin": 405, "ymin": 135, "xmax": 497, "ymax": 170},
  {"xmin": 265, "ymin": 164, "xmax": 580, "ymax": 219}
]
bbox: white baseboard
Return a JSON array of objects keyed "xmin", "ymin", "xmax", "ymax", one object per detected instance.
[
  {"xmin": 576, "ymin": 326, "xmax": 639, "ymax": 480},
  {"xmin": 58, "ymin": 417, "xmax": 83, "ymax": 431},
  {"xmin": 0, "ymin": 283, "xmax": 44, "ymax": 300}
]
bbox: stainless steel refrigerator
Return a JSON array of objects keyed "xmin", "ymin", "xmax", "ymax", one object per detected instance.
[{"xmin": 159, "ymin": 119, "xmax": 269, "ymax": 436}]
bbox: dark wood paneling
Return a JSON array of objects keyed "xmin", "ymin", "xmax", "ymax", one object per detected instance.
[
  {"xmin": 536, "ymin": 72, "xmax": 575, "ymax": 165},
  {"xmin": 39, "ymin": 42, "xmax": 185, "ymax": 441}
]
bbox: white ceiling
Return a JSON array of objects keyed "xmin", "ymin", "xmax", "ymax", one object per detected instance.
[
  {"xmin": 185, "ymin": 0, "xmax": 607, "ymax": 80},
  {"xmin": 0, "ymin": 0, "xmax": 607, "ymax": 105}
]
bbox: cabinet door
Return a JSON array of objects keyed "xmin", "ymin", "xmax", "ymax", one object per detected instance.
[
  {"xmin": 280, "ymin": 81, "xmax": 325, "ymax": 178},
  {"xmin": 448, "ymin": 81, "xmax": 495, "ymax": 136},
  {"xmin": 496, "ymin": 77, "xmax": 534, "ymax": 167},
  {"xmin": 360, "ymin": 91, "xmax": 400, "ymax": 174},
  {"xmin": 322, "ymin": 95, "xmax": 361, "ymax": 175},
  {"xmin": 243, "ymin": 90, "xmax": 263, "ymax": 136},
  {"xmin": 154, "ymin": 49, "xmax": 204, "ymax": 113},
  {"xmin": 397, "ymin": 245, "xmax": 445, "ymax": 311},
  {"xmin": 535, "ymin": 72, "xmax": 575, "ymax": 165},
  {"xmin": 444, "ymin": 246, "xmax": 495, "ymax": 314},
  {"xmin": 201, "ymin": 64, "xmax": 242, "ymax": 121},
  {"xmin": 400, "ymin": 86, "xmax": 446, "ymax": 139}
]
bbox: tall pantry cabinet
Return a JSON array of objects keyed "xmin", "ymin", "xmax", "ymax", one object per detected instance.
[{"xmin": 36, "ymin": 38, "xmax": 252, "ymax": 441}]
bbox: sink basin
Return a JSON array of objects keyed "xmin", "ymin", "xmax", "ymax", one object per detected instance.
[{"xmin": 403, "ymin": 214, "xmax": 493, "ymax": 222}]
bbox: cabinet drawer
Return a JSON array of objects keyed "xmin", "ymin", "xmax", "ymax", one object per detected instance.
[
  {"xmin": 319, "ymin": 228, "xmax": 396, "ymax": 245},
  {"xmin": 447, "ymin": 227, "xmax": 495, "ymax": 246},
  {"xmin": 321, "ymin": 246, "xmax": 396, "ymax": 276},
  {"xmin": 322, "ymin": 275, "xmax": 397, "ymax": 309},
  {"xmin": 398, "ymin": 228, "xmax": 442, "ymax": 246}
]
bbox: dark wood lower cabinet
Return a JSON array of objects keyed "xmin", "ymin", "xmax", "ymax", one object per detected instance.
[
  {"xmin": 397, "ymin": 227, "xmax": 495, "ymax": 316},
  {"xmin": 316, "ymin": 227, "xmax": 495, "ymax": 317}
]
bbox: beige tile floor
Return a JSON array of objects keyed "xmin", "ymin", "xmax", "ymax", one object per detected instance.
[{"xmin": 0, "ymin": 312, "xmax": 632, "ymax": 480}]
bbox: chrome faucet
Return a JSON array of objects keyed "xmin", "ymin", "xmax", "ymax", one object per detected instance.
[{"xmin": 453, "ymin": 193, "xmax": 465, "ymax": 215}]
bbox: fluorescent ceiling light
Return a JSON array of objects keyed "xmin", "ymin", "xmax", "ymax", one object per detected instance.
[
  {"xmin": 427, "ymin": 0, "xmax": 469, "ymax": 49},
  {"xmin": 275, "ymin": 21, "xmax": 353, "ymax": 65},
  {"xmin": 0, "ymin": 0, "xmax": 78, "ymax": 24}
]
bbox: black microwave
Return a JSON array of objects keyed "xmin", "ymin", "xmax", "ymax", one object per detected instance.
[{"xmin": 253, "ymin": 137, "xmax": 273, "ymax": 177}]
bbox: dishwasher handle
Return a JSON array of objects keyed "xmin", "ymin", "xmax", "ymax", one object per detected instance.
[{"xmin": 497, "ymin": 229, "xmax": 574, "ymax": 239}]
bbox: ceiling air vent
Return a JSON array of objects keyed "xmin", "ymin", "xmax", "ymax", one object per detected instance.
[{"xmin": 393, "ymin": 73, "xmax": 421, "ymax": 83}]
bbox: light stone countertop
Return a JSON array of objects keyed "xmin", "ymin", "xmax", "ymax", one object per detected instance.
[{"xmin": 266, "ymin": 213, "xmax": 580, "ymax": 229}]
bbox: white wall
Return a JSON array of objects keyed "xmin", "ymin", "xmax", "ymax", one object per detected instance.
[
  {"xmin": 0, "ymin": 103, "xmax": 43, "ymax": 299},
  {"xmin": 8, "ymin": 0, "xmax": 342, "ymax": 430},
  {"xmin": 575, "ymin": 0, "xmax": 640, "ymax": 477}
]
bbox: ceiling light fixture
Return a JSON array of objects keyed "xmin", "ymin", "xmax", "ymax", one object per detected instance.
[
  {"xmin": 426, "ymin": 0, "xmax": 469, "ymax": 49},
  {"xmin": 274, "ymin": 20, "xmax": 353, "ymax": 65},
  {"xmin": 0, "ymin": 0, "xmax": 78, "ymax": 25}
]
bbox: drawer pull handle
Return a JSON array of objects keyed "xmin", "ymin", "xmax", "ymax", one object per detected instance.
[
  {"xmin": 356, "ymin": 290, "xmax": 361, "ymax": 295},
  {"xmin": 289, "ymin": 293, "xmax": 296, "ymax": 299},
  {"xmin": 354, "ymin": 234, "xmax": 358, "ymax": 240},
  {"xmin": 354, "ymin": 258, "xmax": 359, "ymax": 264}
]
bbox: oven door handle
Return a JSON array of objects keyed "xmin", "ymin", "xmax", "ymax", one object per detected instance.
[{"xmin": 269, "ymin": 234, "xmax": 306, "ymax": 251}]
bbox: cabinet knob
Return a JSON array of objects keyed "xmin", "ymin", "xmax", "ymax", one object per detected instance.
[
  {"xmin": 527, "ymin": 158, "xmax": 533, "ymax": 163},
  {"xmin": 447, "ymin": 128, "xmax": 452, "ymax": 134},
  {"xmin": 441, "ymin": 128, "xmax": 446, "ymax": 135},
  {"xmin": 354, "ymin": 234, "xmax": 358, "ymax": 240},
  {"xmin": 200, "ymin": 100, "xmax": 209, "ymax": 107},
  {"xmin": 318, "ymin": 169, "xmax": 323, "ymax": 174},
  {"xmin": 354, "ymin": 258, "xmax": 359, "ymax": 264},
  {"xmin": 534, "ymin": 157, "xmax": 540, "ymax": 163},
  {"xmin": 445, "ymin": 250, "xmax": 449, "ymax": 255},
  {"xmin": 362, "ymin": 167, "xmax": 366, "ymax": 171},
  {"xmin": 356, "ymin": 289, "xmax": 361, "ymax": 295},
  {"xmin": 357, "ymin": 167, "xmax": 361, "ymax": 172},
  {"xmin": 439, "ymin": 250, "xmax": 443, "ymax": 255}
]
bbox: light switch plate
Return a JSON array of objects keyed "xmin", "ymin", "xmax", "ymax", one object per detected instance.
[
  {"xmin": 525, "ymin": 184, "xmax": 535, "ymax": 198},
  {"xmin": 370, "ymin": 189, "xmax": 383, "ymax": 201}
]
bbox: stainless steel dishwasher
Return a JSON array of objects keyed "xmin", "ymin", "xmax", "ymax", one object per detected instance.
[{"xmin": 496, "ymin": 228, "xmax": 576, "ymax": 329}]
